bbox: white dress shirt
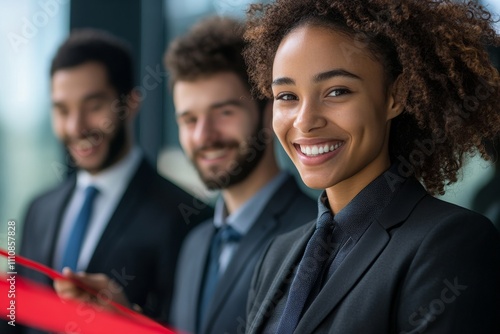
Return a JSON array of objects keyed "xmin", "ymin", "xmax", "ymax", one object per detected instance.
[
  {"xmin": 53, "ymin": 147, "xmax": 142, "ymax": 272},
  {"xmin": 213, "ymin": 171, "xmax": 289, "ymax": 275}
]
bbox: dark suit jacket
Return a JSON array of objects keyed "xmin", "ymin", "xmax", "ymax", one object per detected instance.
[
  {"xmin": 247, "ymin": 177, "xmax": 500, "ymax": 334},
  {"xmin": 2, "ymin": 159, "xmax": 212, "ymax": 334},
  {"xmin": 169, "ymin": 175, "xmax": 316, "ymax": 334}
]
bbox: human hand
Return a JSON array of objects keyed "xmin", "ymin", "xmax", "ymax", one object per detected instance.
[{"xmin": 54, "ymin": 267, "xmax": 131, "ymax": 312}]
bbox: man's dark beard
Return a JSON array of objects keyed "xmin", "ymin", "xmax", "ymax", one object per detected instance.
[
  {"xmin": 66, "ymin": 119, "xmax": 128, "ymax": 173},
  {"xmin": 195, "ymin": 116, "xmax": 268, "ymax": 190},
  {"xmin": 99, "ymin": 119, "xmax": 127, "ymax": 171}
]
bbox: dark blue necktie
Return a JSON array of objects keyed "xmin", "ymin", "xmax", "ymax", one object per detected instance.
[
  {"xmin": 60, "ymin": 185, "xmax": 99, "ymax": 271},
  {"xmin": 198, "ymin": 224, "xmax": 241, "ymax": 329},
  {"xmin": 275, "ymin": 211, "xmax": 338, "ymax": 334}
]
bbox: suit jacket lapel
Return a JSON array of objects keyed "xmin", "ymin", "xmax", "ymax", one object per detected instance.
[
  {"xmin": 192, "ymin": 223, "xmax": 216, "ymax": 329},
  {"xmin": 296, "ymin": 221, "xmax": 389, "ymax": 333},
  {"xmin": 247, "ymin": 222, "xmax": 316, "ymax": 333},
  {"xmin": 87, "ymin": 159, "xmax": 150, "ymax": 270},
  {"xmin": 44, "ymin": 177, "xmax": 76, "ymax": 268},
  {"xmin": 203, "ymin": 213, "xmax": 278, "ymax": 328},
  {"xmin": 295, "ymin": 177, "xmax": 427, "ymax": 333},
  {"xmin": 203, "ymin": 176, "xmax": 308, "ymax": 332},
  {"xmin": 265, "ymin": 222, "xmax": 315, "ymax": 298}
]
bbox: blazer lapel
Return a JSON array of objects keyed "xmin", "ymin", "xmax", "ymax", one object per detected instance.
[
  {"xmin": 44, "ymin": 177, "xmax": 76, "ymax": 268},
  {"xmin": 296, "ymin": 221, "xmax": 389, "ymax": 333},
  {"xmin": 203, "ymin": 213, "xmax": 278, "ymax": 328},
  {"xmin": 295, "ymin": 177, "xmax": 427, "ymax": 333},
  {"xmin": 248, "ymin": 222, "xmax": 316, "ymax": 333},
  {"xmin": 87, "ymin": 159, "xmax": 150, "ymax": 269},
  {"xmin": 192, "ymin": 223, "xmax": 216, "ymax": 328},
  {"xmin": 204, "ymin": 176, "xmax": 310, "ymax": 332}
]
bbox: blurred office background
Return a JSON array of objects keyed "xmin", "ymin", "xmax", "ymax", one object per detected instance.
[{"xmin": 0, "ymin": 0, "xmax": 499, "ymax": 265}]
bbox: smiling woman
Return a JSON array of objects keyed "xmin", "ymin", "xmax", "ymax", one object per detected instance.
[
  {"xmin": 243, "ymin": 0, "xmax": 500, "ymax": 333},
  {"xmin": 271, "ymin": 26, "xmax": 401, "ymax": 212}
]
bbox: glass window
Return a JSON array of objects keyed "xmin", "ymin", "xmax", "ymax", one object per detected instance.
[
  {"xmin": 0, "ymin": 0, "xmax": 70, "ymax": 267},
  {"xmin": 160, "ymin": 0, "xmax": 299, "ymax": 202},
  {"xmin": 439, "ymin": 1, "xmax": 499, "ymax": 210},
  {"xmin": 483, "ymin": 0, "xmax": 500, "ymax": 33}
]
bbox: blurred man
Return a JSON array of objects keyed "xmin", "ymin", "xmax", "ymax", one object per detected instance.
[
  {"xmin": 3, "ymin": 28, "xmax": 211, "ymax": 334},
  {"xmin": 165, "ymin": 17, "xmax": 316, "ymax": 334},
  {"xmin": 51, "ymin": 18, "xmax": 315, "ymax": 334}
]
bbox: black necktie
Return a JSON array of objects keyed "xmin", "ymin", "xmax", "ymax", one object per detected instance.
[
  {"xmin": 60, "ymin": 185, "xmax": 99, "ymax": 271},
  {"xmin": 198, "ymin": 225, "xmax": 241, "ymax": 329},
  {"xmin": 275, "ymin": 211, "xmax": 338, "ymax": 334}
]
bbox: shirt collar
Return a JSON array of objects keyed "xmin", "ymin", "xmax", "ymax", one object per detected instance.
[
  {"xmin": 317, "ymin": 163, "xmax": 404, "ymax": 242},
  {"xmin": 213, "ymin": 171, "xmax": 290, "ymax": 235},
  {"xmin": 76, "ymin": 146, "xmax": 142, "ymax": 195}
]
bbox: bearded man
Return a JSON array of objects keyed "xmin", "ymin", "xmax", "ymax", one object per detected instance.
[
  {"xmin": 9, "ymin": 28, "xmax": 212, "ymax": 334},
  {"xmin": 165, "ymin": 17, "xmax": 317, "ymax": 334}
]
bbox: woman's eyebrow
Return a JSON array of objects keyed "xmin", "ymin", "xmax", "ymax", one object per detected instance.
[
  {"xmin": 272, "ymin": 77, "xmax": 295, "ymax": 86},
  {"xmin": 272, "ymin": 68, "xmax": 362, "ymax": 87},
  {"xmin": 313, "ymin": 69, "xmax": 361, "ymax": 83}
]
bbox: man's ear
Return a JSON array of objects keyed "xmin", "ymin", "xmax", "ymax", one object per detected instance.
[{"xmin": 386, "ymin": 75, "xmax": 407, "ymax": 121}]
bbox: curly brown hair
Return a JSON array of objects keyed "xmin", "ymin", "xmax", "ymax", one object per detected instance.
[
  {"xmin": 243, "ymin": 0, "xmax": 500, "ymax": 195},
  {"xmin": 164, "ymin": 16, "xmax": 249, "ymax": 89}
]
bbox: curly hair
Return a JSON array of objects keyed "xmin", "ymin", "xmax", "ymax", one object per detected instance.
[
  {"xmin": 243, "ymin": 0, "xmax": 500, "ymax": 195},
  {"xmin": 164, "ymin": 16, "xmax": 249, "ymax": 89}
]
